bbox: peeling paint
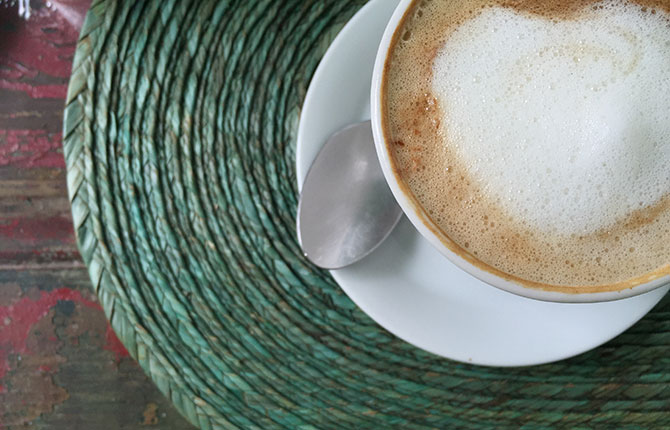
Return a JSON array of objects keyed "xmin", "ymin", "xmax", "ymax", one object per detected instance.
[
  {"xmin": 0, "ymin": 217, "xmax": 75, "ymax": 244},
  {"xmin": 142, "ymin": 402, "xmax": 159, "ymax": 426},
  {"xmin": 0, "ymin": 287, "xmax": 125, "ymax": 386},
  {"xmin": 0, "ymin": 289, "xmax": 93, "ymax": 382},
  {"xmin": 0, "ymin": 129, "xmax": 64, "ymax": 168},
  {"xmin": 0, "ymin": 1, "xmax": 83, "ymax": 99}
]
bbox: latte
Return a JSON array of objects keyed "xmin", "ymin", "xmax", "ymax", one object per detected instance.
[{"xmin": 382, "ymin": 0, "xmax": 670, "ymax": 291}]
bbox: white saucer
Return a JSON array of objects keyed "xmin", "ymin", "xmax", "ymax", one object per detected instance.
[{"xmin": 295, "ymin": 0, "xmax": 669, "ymax": 367}]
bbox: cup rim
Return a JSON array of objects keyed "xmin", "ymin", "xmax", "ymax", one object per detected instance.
[{"xmin": 370, "ymin": 0, "xmax": 670, "ymax": 303}]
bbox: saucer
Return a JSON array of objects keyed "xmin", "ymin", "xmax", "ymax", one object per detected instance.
[{"xmin": 295, "ymin": 0, "xmax": 669, "ymax": 366}]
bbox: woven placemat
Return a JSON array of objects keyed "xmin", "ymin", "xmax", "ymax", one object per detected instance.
[{"xmin": 62, "ymin": 0, "xmax": 670, "ymax": 428}]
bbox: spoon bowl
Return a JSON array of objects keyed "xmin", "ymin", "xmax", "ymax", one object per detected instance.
[{"xmin": 297, "ymin": 121, "xmax": 403, "ymax": 269}]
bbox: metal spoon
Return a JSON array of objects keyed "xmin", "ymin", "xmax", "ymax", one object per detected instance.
[{"xmin": 297, "ymin": 120, "xmax": 403, "ymax": 269}]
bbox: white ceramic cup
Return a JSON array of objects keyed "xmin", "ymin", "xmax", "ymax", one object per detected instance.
[{"xmin": 370, "ymin": 0, "xmax": 670, "ymax": 302}]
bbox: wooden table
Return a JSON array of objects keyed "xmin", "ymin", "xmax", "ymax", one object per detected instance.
[{"xmin": 0, "ymin": 2, "xmax": 193, "ymax": 428}]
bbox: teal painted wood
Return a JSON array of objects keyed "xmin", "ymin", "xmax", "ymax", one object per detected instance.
[{"xmin": 63, "ymin": 0, "xmax": 670, "ymax": 428}]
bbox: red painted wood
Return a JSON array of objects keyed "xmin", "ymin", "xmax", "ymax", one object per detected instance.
[
  {"xmin": 0, "ymin": 1, "xmax": 193, "ymax": 428},
  {"xmin": 0, "ymin": 288, "xmax": 100, "ymax": 388},
  {"xmin": 0, "ymin": 1, "xmax": 84, "ymax": 99},
  {"xmin": 0, "ymin": 130, "xmax": 65, "ymax": 169}
]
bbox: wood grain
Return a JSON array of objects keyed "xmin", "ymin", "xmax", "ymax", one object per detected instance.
[{"xmin": 0, "ymin": 1, "xmax": 193, "ymax": 428}]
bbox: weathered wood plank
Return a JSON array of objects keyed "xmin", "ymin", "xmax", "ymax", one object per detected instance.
[
  {"xmin": 0, "ymin": 166, "xmax": 80, "ymax": 267},
  {"xmin": 0, "ymin": 1, "xmax": 194, "ymax": 428},
  {"xmin": 0, "ymin": 268, "xmax": 193, "ymax": 429}
]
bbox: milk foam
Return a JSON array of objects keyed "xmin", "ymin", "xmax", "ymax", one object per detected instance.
[{"xmin": 432, "ymin": 2, "xmax": 670, "ymax": 235}]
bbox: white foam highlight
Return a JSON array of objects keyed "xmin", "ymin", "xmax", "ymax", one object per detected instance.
[{"xmin": 432, "ymin": 2, "xmax": 670, "ymax": 235}]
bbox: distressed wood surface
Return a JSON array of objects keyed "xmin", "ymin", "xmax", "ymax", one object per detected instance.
[{"xmin": 0, "ymin": 1, "xmax": 194, "ymax": 428}]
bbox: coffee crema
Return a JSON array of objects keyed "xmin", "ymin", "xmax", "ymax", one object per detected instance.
[{"xmin": 382, "ymin": 0, "xmax": 670, "ymax": 292}]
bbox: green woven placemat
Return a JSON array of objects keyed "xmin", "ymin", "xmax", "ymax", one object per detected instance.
[{"xmin": 62, "ymin": 0, "xmax": 670, "ymax": 428}]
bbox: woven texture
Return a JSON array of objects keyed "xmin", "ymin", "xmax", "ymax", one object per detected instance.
[{"xmin": 62, "ymin": 0, "xmax": 670, "ymax": 428}]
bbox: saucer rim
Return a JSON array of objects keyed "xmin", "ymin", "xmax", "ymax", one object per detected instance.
[{"xmin": 295, "ymin": 0, "xmax": 669, "ymax": 366}]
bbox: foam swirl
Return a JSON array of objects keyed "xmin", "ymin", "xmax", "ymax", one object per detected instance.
[{"xmin": 432, "ymin": 2, "xmax": 670, "ymax": 235}]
